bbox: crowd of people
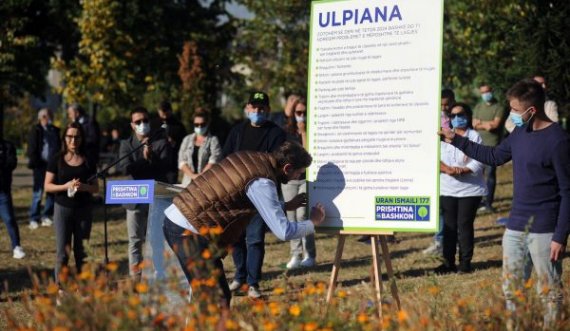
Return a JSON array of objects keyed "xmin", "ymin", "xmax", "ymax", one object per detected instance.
[{"xmin": 0, "ymin": 76, "xmax": 567, "ymax": 325}]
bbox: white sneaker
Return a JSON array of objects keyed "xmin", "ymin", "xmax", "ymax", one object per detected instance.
[
  {"xmin": 41, "ymin": 217, "xmax": 53, "ymax": 227},
  {"xmin": 13, "ymin": 246, "xmax": 26, "ymax": 259},
  {"xmin": 300, "ymin": 257, "xmax": 316, "ymax": 268},
  {"xmin": 422, "ymin": 241, "xmax": 442, "ymax": 256},
  {"xmin": 286, "ymin": 256, "xmax": 302, "ymax": 270},
  {"xmin": 248, "ymin": 286, "xmax": 262, "ymax": 299},
  {"xmin": 29, "ymin": 221, "xmax": 39, "ymax": 230},
  {"xmin": 228, "ymin": 280, "xmax": 243, "ymax": 292}
]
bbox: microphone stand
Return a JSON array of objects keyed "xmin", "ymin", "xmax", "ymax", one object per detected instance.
[{"xmin": 88, "ymin": 127, "xmax": 166, "ymax": 265}]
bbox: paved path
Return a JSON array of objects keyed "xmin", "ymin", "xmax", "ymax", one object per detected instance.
[{"xmin": 12, "ymin": 157, "xmax": 33, "ymax": 189}]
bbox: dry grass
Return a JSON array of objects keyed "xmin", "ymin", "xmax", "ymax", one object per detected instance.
[{"xmin": 1, "ymin": 162, "xmax": 569, "ymax": 330}]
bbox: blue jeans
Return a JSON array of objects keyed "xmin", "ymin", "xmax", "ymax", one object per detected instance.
[
  {"xmin": 29, "ymin": 166, "xmax": 54, "ymax": 222},
  {"xmin": 231, "ymin": 213, "xmax": 265, "ymax": 287},
  {"xmin": 0, "ymin": 191, "xmax": 20, "ymax": 249},
  {"xmin": 162, "ymin": 217, "xmax": 231, "ymax": 307},
  {"xmin": 502, "ymin": 229, "xmax": 563, "ymax": 326}
]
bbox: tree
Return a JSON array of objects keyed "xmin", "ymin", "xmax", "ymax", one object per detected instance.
[{"xmin": 230, "ymin": 0, "xmax": 311, "ymax": 110}]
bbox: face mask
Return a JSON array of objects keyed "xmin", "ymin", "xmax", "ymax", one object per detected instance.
[
  {"xmin": 135, "ymin": 122, "xmax": 150, "ymax": 136},
  {"xmin": 510, "ymin": 107, "xmax": 533, "ymax": 127},
  {"xmin": 247, "ymin": 112, "xmax": 266, "ymax": 125},
  {"xmin": 194, "ymin": 126, "xmax": 207, "ymax": 136},
  {"xmin": 295, "ymin": 115, "xmax": 306, "ymax": 123},
  {"xmin": 451, "ymin": 116, "xmax": 468, "ymax": 128},
  {"xmin": 481, "ymin": 92, "xmax": 493, "ymax": 103}
]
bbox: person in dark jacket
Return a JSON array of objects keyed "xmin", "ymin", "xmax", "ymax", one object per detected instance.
[
  {"xmin": 27, "ymin": 108, "xmax": 60, "ymax": 229},
  {"xmin": 223, "ymin": 91, "xmax": 286, "ymax": 299},
  {"xmin": 119, "ymin": 106, "xmax": 173, "ymax": 279},
  {"xmin": 150, "ymin": 101, "xmax": 187, "ymax": 184},
  {"xmin": 1, "ymin": 134, "xmax": 26, "ymax": 259},
  {"xmin": 67, "ymin": 104, "xmax": 100, "ymax": 167}
]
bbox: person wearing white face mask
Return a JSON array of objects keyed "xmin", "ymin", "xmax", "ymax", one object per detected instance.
[
  {"xmin": 119, "ymin": 106, "xmax": 173, "ymax": 280},
  {"xmin": 178, "ymin": 111, "xmax": 222, "ymax": 187},
  {"xmin": 281, "ymin": 97, "xmax": 316, "ymax": 269},
  {"xmin": 439, "ymin": 79, "xmax": 570, "ymax": 327}
]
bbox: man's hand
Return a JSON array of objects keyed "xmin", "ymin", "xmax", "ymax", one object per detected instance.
[
  {"xmin": 550, "ymin": 241, "xmax": 566, "ymax": 261},
  {"xmin": 285, "ymin": 193, "xmax": 307, "ymax": 211},
  {"xmin": 438, "ymin": 130, "xmax": 456, "ymax": 143},
  {"xmin": 143, "ymin": 143, "xmax": 152, "ymax": 160},
  {"xmin": 310, "ymin": 203, "xmax": 326, "ymax": 226}
]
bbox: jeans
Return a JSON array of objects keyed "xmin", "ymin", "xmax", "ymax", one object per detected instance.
[
  {"xmin": 163, "ymin": 217, "xmax": 231, "ymax": 307},
  {"xmin": 502, "ymin": 229, "xmax": 563, "ymax": 326},
  {"xmin": 231, "ymin": 213, "xmax": 265, "ymax": 287},
  {"xmin": 54, "ymin": 203, "xmax": 89, "ymax": 284},
  {"xmin": 282, "ymin": 180, "xmax": 315, "ymax": 259},
  {"xmin": 440, "ymin": 196, "xmax": 482, "ymax": 268},
  {"xmin": 0, "ymin": 191, "xmax": 21, "ymax": 249},
  {"xmin": 483, "ymin": 165, "xmax": 496, "ymax": 208},
  {"xmin": 126, "ymin": 205, "xmax": 149, "ymax": 276},
  {"xmin": 29, "ymin": 166, "xmax": 54, "ymax": 222}
]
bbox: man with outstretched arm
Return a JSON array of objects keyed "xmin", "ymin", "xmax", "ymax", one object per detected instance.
[
  {"xmin": 162, "ymin": 141, "xmax": 325, "ymax": 307},
  {"xmin": 439, "ymin": 79, "xmax": 569, "ymax": 327}
]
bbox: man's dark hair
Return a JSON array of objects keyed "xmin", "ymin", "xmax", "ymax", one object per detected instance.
[
  {"xmin": 158, "ymin": 101, "xmax": 172, "ymax": 112},
  {"xmin": 441, "ymin": 89, "xmax": 455, "ymax": 100},
  {"xmin": 130, "ymin": 106, "xmax": 149, "ymax": 119},
  {"xmin": 273, "ymin": 141, "xmax": 312, "ymax": 170},
  {"xmin": 506, "ymin": 79, "xmax": 545, "ymax": 113}
]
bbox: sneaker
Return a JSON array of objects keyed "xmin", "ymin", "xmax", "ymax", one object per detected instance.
[
  {"xmin": 13, "ymin": 246, "xmax": 26, "ymax": 259},
  {"xmin": 477, "ymin": 206, "xmax": 496, "ymax": 214},
  {"xmin": 300, "ymin": 257, "xmax": 316, "ymax": 268},
  {"xmin": 286, "ymin": 256, "xmax": 302, "ymax": 270},
  {"xmin": 29, "ymin": 221, "xmax": 39, "ymax": 230},
  {"xmin": 228, "ymin": 280, "xmax": 243, "ymax": 292},
  {"xmin": 41, "ymin": 217, "xmax": 53, "ymax": 227},
  {"xmin": 422, "ymin": 241, "xmax": 442, "ymax": 256},
  {"xmin": 248, "ymin": 286, "xmax": 262, "ymax": 299}
]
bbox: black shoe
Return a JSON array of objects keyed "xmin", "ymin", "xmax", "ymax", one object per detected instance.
[
  {"xmin": 434, "ymin": 264, "xmax": 457, "ymax": 274},
  {"xmin": 458, "ymin": 263, "xmax": 472, "ymax": 274}
]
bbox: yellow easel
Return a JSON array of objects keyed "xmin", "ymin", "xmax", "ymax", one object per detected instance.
[{"xmin": 325, "ymin": 231, "xmax": 401, "ymax": 320}]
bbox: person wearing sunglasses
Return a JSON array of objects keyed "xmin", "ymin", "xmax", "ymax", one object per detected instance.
[
  {"xmin": 440, "ymin": 79, "xmax": 569, "ymax": 327},
  {"xmin": 119, "ymin": 106, "xmax": 173, "ymax": 280},
  {"xmin": 436, "ymin": 103, "xmax": 486, "ymax": 275},
  {"xmin": 44, "ymin": 122, "xmax": 98, "ymax": 285},
  {"xmin": 178, "ymin": 110, "xmax": 222, "ymax": 187},
  {"xmin": 282, "ymin": 97, "xmax": 316, "ymax": 269}
]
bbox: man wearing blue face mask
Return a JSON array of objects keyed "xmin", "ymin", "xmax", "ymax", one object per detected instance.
[
  {"xmin": 119, "ymin": 106, "xmax": 173, "ymax": 280},
  {"xmin": 440, "ymin": 79, "xmax": 570, "ymax": 327},
  {"xmin": 472, "ymin": 84, "xmax": 505, "ymax": 214},
  {"xmin": 222, "ymin": 91, "xmax": 286, "ymax": 299}
]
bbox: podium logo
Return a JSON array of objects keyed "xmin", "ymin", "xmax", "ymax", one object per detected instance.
[
  {"xmin": 111, "ymin": 184, "xmax": 150, "ymax": 199},
  {"xmin": 375, "ymin": 196, "xmax": 430, "ymax": 221}
]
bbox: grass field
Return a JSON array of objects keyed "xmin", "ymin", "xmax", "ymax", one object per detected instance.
[{"xmin": 1, "ymin": 162, "xmax": 569, "ymax": 330}]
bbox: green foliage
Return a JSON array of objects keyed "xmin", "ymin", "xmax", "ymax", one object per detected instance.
[
  {"xmin": 443, "ymin": 0, "xmax": 570, "ymax": 108},
  {"xmin": 230, "ymin": 0, "xmax": 311, "ymax": 110}
]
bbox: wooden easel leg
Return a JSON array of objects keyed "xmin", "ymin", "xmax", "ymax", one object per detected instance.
[
  {"xmin": 379, "ymin": 235, "xmax": 401, "ymax": 310},
  {"xmin": 371, "ymin": 236, "xmax": 383, "ymax": 320},
  {"xmin": 326, "ymin": 235, "xmax": 346, "ymax": 304}
]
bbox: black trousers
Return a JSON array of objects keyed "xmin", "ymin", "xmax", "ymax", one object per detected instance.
[{"xmin": 440, "ymin": 196, "xmax": 482, "ymax": 267}]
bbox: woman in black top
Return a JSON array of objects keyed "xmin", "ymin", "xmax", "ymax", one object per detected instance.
[{"xmin": 45, "ymin": 122, "xmax": 98, "ymax": 283}]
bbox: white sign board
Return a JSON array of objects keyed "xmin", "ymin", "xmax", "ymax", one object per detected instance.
[{"xmin": 307, "ymin": 0, "xmax": 443, "ymax": 233}]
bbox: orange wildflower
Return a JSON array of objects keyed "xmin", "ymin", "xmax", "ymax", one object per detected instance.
[
  {"xmin": 304, "ymin": 322, "xmax": 318, "ymax": 331},
  {"xmin": 397, "ymin": 310, "xmax": 409, "ymax": 323},
  {"xmin": 289, "ymin": 304, "xmax": 301, "ymax": 316},
  {"xmin": 202, "ymin": 249, "xmax": 212, "ymax": 259},
  {"xmin": 136, "ymin": 282, "xmax": 149, "ymax": 293},
  {"xmin": 357, "ymin": 313, "xmax": 369, "ymax": 324},
  {"xmin": 273, "ymin": 287, "xmax": 285, "ymax": 295},
  {"xmin": 199, "ymin": 226, "xmax": 209, "ymax": 236}
]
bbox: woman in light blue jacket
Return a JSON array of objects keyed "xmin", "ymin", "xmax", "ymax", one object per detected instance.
[{"xmin": 178, "ymin": 111, "xmax": 222, "ymax": 186}]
